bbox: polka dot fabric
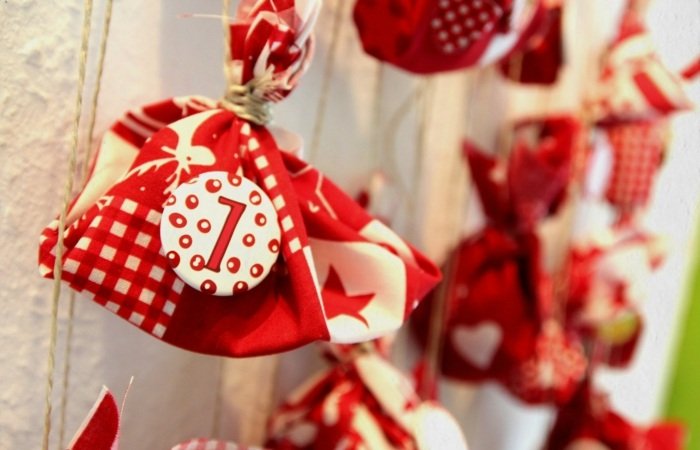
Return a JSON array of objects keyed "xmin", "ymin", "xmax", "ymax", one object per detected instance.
[
  {"xmin": 38, "ymin": 96, "xmax": 440, "ymax": 358},
  {"xmin": 353, "ymin": 0, "xmax": 546, "ymax": 74},
  {"xmin": 38, "ymin": 0, "xmax": 440, "ymax": 359},
  {"xmin": 604, "ymin": 121, "xmax": 667, "ymax": 219},
  {"xmin": 429, "ymin": 0, "xmax": 504, "ymax": 56}
]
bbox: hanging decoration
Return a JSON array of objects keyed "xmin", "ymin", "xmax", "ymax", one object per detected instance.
[
  {"xmin": 565, "ymin": 226, "xmax": 665, "ymax": 368},
  {"xmin": 67, "ymin": 387, "xmax": 122, "ymax": 450},
  {"xmin": 265, "ymin": 344, "xmax": 469, "ymax": 450},
  {"xmin": 497, "ymin": 0, "xmax": 565, "ymax": 85},
  {"xmin": 411, "ymin": 115, "xmax": 587, "ymax": 405},
  {"xmin": 38, "ymin": 0, "xmax": 440, "ymax": 358},
  {"xmin": 543, "ymin": 379, "xmax": 686, "ymax": 450},
  {"xmin": 352, "ymin": 0, "xmax": 548, "ymax": 74}
]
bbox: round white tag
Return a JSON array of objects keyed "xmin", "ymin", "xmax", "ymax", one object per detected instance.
[{"xmin": 161, "ymin": 171, "xmax": 281, "ymax": 296}]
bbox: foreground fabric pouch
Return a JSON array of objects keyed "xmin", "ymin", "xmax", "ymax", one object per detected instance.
[{"xmin": 39, "ymin": 0, "xmax": 440, "ymax": 357}]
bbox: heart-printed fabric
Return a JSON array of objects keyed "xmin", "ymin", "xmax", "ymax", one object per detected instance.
[
  {"xmin": 411, "ymin": 227, "xmax": 543, "ymax": 383},
  {"xmin": 353, "ymin": 0, "xmax": 547, "ymax": 74}
]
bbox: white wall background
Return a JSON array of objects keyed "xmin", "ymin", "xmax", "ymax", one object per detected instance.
[{"xmin": 1, "ymin": 1, "xmax": 698, "ymax": 449}]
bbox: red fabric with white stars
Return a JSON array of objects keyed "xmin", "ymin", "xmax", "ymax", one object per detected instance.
[{"xmin": 38, "ymin": 97, "xmax": 440, "ymax": 357}]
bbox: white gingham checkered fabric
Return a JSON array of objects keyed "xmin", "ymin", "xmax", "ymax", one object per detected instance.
[{"xmin": 45, "ymin": 195, "xmax": 184, "ymax": 338}]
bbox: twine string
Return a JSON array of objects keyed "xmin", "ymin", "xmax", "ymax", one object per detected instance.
[
  {"xmin": 308, "ymin": 0, "xmax": 346, "ymax": 163},
  {"xmin": 370, "ymin": 63, "xmax": 385, "ymax": 170},
  {"xmin": 421, "ymin": 72, "xmax": 478, "ymax": 400},
  {"xmin": 43, "ymin": 0, "xmax": 95, "ymax": 448},
  {"xmin": 57, "ymin": 3, "xmax": 115, "ymax": 447}
]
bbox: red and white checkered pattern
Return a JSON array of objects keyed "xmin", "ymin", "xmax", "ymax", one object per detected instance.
[
  {"xmin": 40, "ymin": 196, "xmax": 184, "ymax": 338},
  {"xmin": 604, "ymin": 121, "xmax": 666, "ymax": 217},
  {"xmin": 39, "ymin": 92, "xmax": 440, "ymax": 356}
]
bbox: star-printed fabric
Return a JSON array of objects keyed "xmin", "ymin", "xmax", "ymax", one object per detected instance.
[
  {"xmin": 587, "ymin": 8, "xmax": 692, "ymax": 124},
  {"xmin": 68, "ymin": 387, "xmax": 121, "ymax": 450},
  {"xmin": 498, "ymin": 0, "xmax": 564, "ymax": 85},
  {"xmin": 39, "ymin": 0, "xmax": 440, "ymax": 358},
  {"xmin": 600, "ymin": 120, "xmax": 668, "ymax": 220},
  {"xmin": 266, "ymin": 350, "xmax": 469, "ymax": 450},
  {"xmin": 352, "ymin": 0, "xmax": 548, "ymax": 74},
  {"xmin": 544, "ymin": 381, "xmax": 686, "ymax": 450},
  {"xmin": 566, "ymin": 226, "xmax": 665, "ymax": 368}
]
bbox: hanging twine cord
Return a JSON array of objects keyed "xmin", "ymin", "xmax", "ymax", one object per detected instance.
[
  {"xmin": 307, "ymin": 0, "xmax": 346, "ymax": 163},
  {"xmin": 43, "ymin": 0, "xmax": 95, "ymax": 449},
  {"xmin": 370, "ymin": 63, "xmax": 385, "ymax": 169},
  {"xmin": 403, "ymin": 78, "xmax": 435, "ymax": 227},
  {"xmin": 57, "ymin": 2, "xmax": 115, "ymax": 448},
  {"xmin": 421, "ymin": 73, "xmax": 478, "ymax": 400}
]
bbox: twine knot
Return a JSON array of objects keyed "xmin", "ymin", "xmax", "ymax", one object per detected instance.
[{"xmin": 221, "ymin": 77, "xmax": 273, "ymax": 126}]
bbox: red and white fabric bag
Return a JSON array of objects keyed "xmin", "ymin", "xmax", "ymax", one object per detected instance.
[
  {"xmin": 39, "ymin": 0, "xmax": 440, "ymax": 357},
  {"xmin": 352, "ymin": 0, "xmax": 547, "ymax": 74},
  {"xmin": 566, "ymin": 226, "xmax": 665, "ymax": 367},
  {"xmin": 411, "ymin": 117, "xmax": 586, "ymax": 404},
  {"xmin": 587, "ymin": 8, "xmax": 692, "ymax": 124},
  {"xmin": 544, "ymin": 380, "xmax": 686, "ymax": 450},
  {"xmin": 586, "ymin": 6, "xmax": 692, "ymax": 221},
  {"xmin": 266, "ymin": 348, "xmax": 469, "ymax": 449}
]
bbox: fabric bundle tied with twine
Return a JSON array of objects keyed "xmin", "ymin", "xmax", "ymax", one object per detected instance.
[{"xmin": 38, "ymin": 0, "xmax": 441, "ymax": 358}]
